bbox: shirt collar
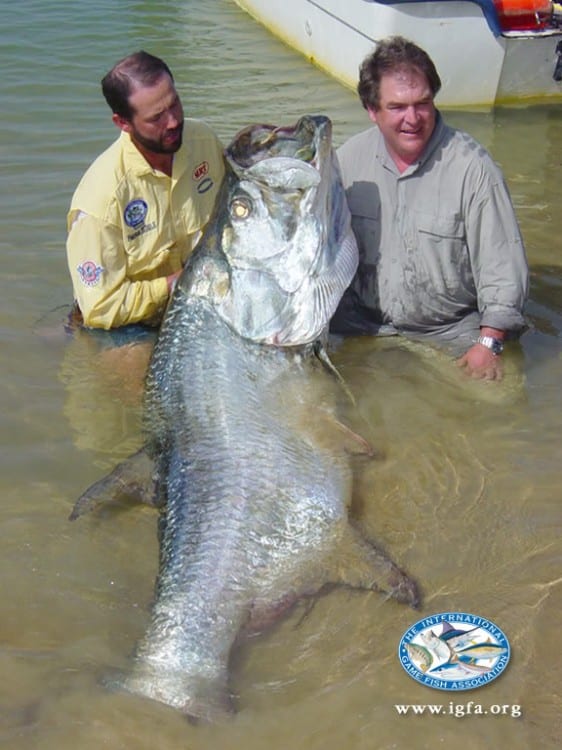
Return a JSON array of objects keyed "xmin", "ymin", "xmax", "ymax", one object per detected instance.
[
  {"xmin": 417, "ymin": 110, "xmax": 447, "ymax": 168},
  {"xmin": 121, "ymin": 131, "xmax": 183, "ymax": 178},
  {"xmin": 121, "ymin": 132, "xmax": 155, "ymax": 177}
]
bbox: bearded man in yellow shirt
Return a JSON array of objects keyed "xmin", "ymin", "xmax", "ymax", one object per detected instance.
[{"xmin": 66, "ymin": 50, "xmax": 225, "ymax": 331}]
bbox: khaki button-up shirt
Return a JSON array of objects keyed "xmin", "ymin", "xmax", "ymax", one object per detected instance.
[{"xmin": 67, "ymin": 120, "xmax": 225, "ymax": 329}]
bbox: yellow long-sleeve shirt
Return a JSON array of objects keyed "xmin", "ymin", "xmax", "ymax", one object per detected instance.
[{"xmin": 66, "ymin": 120, "xmax": 225, "ymax": 329}]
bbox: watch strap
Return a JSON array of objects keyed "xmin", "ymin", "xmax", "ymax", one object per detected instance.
[{"xmin": 477, "ymin": 335, "xmax": 504, "ymax": 355}]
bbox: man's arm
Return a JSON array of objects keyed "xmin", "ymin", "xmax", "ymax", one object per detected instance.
[
  {"xmin": 66, "ymin": 212, "xmax": 169, "ymax": 329},
  {"xmin": 459, "ymin": 165, "xmax": 529, "ymax": 379}
]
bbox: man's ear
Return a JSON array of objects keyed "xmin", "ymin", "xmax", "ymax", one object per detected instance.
[
  {"xmin": 112, "ymin": 113, "xmax": 132, "ymax": 133},
  {"xmin": 366, "ymin": 107, "xmax": 378, "ymax": 125}
]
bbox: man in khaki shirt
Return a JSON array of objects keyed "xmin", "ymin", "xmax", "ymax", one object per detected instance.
[{"xmin": 66, "ymin": 50, "xmax": 225, "ymax": 330}]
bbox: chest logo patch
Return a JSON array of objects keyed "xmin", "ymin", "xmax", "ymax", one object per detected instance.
[
  {"xmin": 197, "ymin": 177, "xmax": 214, "ymax": 194},
  {"xmin": 124, "ymin": 199, "xmax": 148, "ymax": 228},
  {"xmin": 193, "ymin": 161, "xmax": 209, "ymax": 180}
]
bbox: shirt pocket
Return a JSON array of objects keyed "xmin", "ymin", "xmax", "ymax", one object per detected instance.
[
  {"xmin": 414, "ymin": 211, "xmax": 469, "ymax": 291},
  {"xmin": 124, "ymin": 186, "xmax": 183, "ymax": 275}
]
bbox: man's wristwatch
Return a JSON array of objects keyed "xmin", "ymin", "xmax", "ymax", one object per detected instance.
[{"xmin": 477, "ymin": 336, "xmax": 504, "ymax": 355}]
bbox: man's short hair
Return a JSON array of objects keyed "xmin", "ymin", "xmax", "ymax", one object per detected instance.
[
  {"xmin": 357, "ymin": 36, "xmax": 441, "ymax": 111},
  {"xmin": 101, "ymin": 51, "xmax": 174, "ymax": 120}
]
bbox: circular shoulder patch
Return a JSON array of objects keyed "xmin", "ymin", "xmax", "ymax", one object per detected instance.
[
  {"xmin": 77, "ymin": 260, "xmax": 104, "ymax": 287},
  {"xmin": 124, "ymin": 199, "xmax": 148, "ymax": 228},
  {"xmin": 398, "ymin": 612, "xmax": 510, "ymax": 691}
]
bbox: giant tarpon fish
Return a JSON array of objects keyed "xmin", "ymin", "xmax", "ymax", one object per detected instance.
[{"xmin": 72, "ymin": 115, "xmax": 418, "ymax": 721}]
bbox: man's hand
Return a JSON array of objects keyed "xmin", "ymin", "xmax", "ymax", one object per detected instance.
[
  {"xmin": 457, "ymin": 326, "xmax": 506, "ymax": 380},
  {"xmin": 166, "ymin": 270, "xmax": 182, "ymax": 294},
  {"xmin": 457, "ymin": 343, "xmax": 503, "ymax": 380}
]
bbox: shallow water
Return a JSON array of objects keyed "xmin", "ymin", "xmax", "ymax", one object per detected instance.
[{"xmin": 1, "ymin": 1, "xmax": 561, "ymax": 748}]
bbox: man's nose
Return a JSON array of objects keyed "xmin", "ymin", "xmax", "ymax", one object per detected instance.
[
  {"xmin": 166, "ymin": 103, "xmax": 183, "ymax": 129},
  {"xmin": 166, "ymin": 111, "xmax": 180, "ymax": 129},
  {"xmin": 404, "ymin": 105, "xmax": 420, "ymax": 123}
]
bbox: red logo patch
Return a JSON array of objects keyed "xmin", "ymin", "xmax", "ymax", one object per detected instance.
[{"xmin": 193, "ymin": 161, "xmax": 209, "ymax": 180}]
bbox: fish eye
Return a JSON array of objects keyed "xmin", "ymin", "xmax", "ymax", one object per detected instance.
[{"xmin": 230, "ymin": 197, "xmax": 252, "ymax": 220}]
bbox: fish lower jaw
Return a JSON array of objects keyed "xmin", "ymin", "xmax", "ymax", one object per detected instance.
[{"xmin": 118, "ymin": 662, "xmax": 234, "ymax": 722}]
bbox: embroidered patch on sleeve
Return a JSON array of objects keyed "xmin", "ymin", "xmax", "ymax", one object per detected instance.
[{"xmin": 77, "ymin": 261, "xmax": 105, "ymax": 287}]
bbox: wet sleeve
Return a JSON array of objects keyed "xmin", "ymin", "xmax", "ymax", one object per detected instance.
[
  {"xmin": 465, "ymin": 164, "xmax": 529, "ymax": 333},
  {"xmin": 66, "ymin": 211, "xmax": 168, "ymax": 329},
  {"xmin": 336, "ymin": 140, "xmax": 355, "ymax": 192}
]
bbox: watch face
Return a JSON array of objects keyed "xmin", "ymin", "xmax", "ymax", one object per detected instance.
[
  {"xmin": 478, "ymin": 336, "xmax": 504, "ymax": 355},
  {"xmin": 491, "ymin": 339, "xmax": 504, "ymax": 355}
]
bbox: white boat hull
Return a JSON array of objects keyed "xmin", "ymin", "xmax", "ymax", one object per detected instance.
[{"xmin": 232, "ymin": 0, "xmax": 562, "ymax": 107}]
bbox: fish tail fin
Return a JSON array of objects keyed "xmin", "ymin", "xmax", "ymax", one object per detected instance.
[{"xmin": 106, "ymin": 664, "xmax": 234, "ymax": 723}]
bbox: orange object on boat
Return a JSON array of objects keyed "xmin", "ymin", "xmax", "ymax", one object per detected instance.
[{"xmin": 493, "ymin": 0, "xmax": 553, "ymax": 30}]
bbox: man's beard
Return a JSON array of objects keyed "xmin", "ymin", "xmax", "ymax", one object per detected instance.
[{"xmin": 131, "ymin": 121, "xmax": 184, "ymax": 155}]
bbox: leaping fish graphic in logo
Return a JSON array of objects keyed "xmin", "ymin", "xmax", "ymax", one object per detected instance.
[{"xmin": 405, "ymin": 642, "xmax": 433, "ymax": 672}]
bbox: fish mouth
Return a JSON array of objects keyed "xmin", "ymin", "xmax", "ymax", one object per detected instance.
[
  {"xmin": 224, "ymin": 115, "xmax": 332, "ymax": 212},
  {"xmin": 203, "ymin": 114, "xmax": 357, "ymax": 346},
  {"xmin": 226, "ymin": 115, "xmax": 331, "ymax": 174}
]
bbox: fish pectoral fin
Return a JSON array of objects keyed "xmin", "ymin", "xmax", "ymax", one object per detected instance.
[
  {"xmin": 298, "ymin": 406, "xmax": 378, "ymax": 458},
  {"xmin": 68, "ymin": 446, "xmax": 159, "ymax": 521},
  {"xmin": 331, "ymin": 417, "xmax": 378, "ymax": 457}
]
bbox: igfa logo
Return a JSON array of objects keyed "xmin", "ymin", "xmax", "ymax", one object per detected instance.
[{"xmin": 398, "ymin": 612, "xmax": 510, "ymax": 691}]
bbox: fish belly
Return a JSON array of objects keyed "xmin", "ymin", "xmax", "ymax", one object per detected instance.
[{"xmin": 124, "ymin": 297, "xmax": 350, "ymax": 718}]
